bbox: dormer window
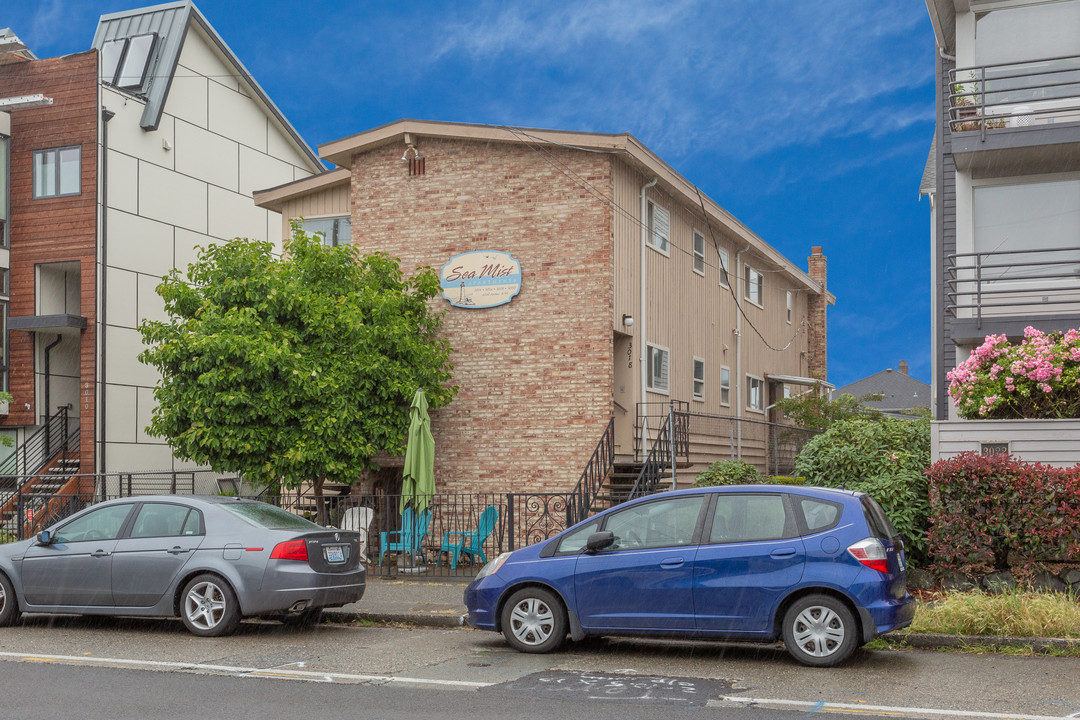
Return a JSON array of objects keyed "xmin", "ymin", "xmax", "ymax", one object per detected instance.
[{"xmin": 100, "ymin": 33, "xmax": 157, "ymax": 90}]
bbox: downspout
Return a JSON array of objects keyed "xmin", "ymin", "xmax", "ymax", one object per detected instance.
[
  {"xmin": 639, "ymin": 177, "xmax": 658, "ymax": 460},
  {"xmin": 100, "ymin": 107, "xmax": 115, "ymax": 475},
  {"xmin": 43, "ymin": 333, "xmax": 62, "ymax": 455},
  {"xmin": 734, "ymin": 245, "xmax": 748, "ymax": 459}
]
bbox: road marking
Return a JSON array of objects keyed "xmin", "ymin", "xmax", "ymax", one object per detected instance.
[
  {"xmin": 0, "ymin": 651, "xmax": 491, "ymax": 688},
  {"xmin": 719, "ymin": 696, "xmax": 1070, "ymax": 720}
]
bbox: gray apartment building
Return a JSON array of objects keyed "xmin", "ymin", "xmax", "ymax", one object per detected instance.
[{"xmin": 922, "ymin": 0, "xmax": 1080, "ymax": 420}]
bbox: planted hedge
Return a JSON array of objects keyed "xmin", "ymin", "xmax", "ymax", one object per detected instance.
[
  {"xmin": 794, "ymin": 417, "xmax": 931, "ymax": 564},
  {"xmin": 926, "ymin": 452, "xmax": 1080, "ymax": 571}
]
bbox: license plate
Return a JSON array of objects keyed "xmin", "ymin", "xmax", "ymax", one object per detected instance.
[{"xmin": 324, "ymin": 546, "xmax": 346, "ymax": 563}]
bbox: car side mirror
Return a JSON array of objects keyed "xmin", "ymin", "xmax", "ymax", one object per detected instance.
[
  {"xmin": 37, "ymin": 530, "xmax": 52, "ymax": 546},
  {"xmin": 585, "ymin": 530, "xmax": 614, "ymax": 553}
]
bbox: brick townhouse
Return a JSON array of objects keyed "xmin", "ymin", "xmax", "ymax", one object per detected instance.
[
  {"xmin": 0, "ymin": 2, "xmax": 321, "ymax": 503},
  {"xmin": 255, "ymin": 120, "xmax": 834, "ymax": 495}
]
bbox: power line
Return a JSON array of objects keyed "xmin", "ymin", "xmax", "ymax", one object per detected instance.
[{"xmin": 498, "ymin": 125, "xmax": 811, "ymax": 353}]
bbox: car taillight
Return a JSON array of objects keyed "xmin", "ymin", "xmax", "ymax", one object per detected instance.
[
  {"xmin": 270, "ymin": 539, "xmax": 308, "ymax": 561},
  {"xmin": 848, "ymin": 538, "xmax": 889, "ymax": 573}
]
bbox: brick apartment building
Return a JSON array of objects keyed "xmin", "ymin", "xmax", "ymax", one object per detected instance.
[
  {"xmin": 0, "ymin": 3, "xmax": 321, "ymax": 498},
  {"xmin": 256, "ymin": 120, "xmax": 834, "ymax": 495}
]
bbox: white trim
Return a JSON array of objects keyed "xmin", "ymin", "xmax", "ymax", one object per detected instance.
[
  {"xmin": 786, "ymin": 290, "xmax": 792, "ymax": 324},
  {"xmin": 646, "ymin": 199, "xmax": 670, "ymax": 257},
  {"xmin": 746, "ymin": 374, "xmax": 765, "ymax": 414},
  {"xmin": 719, "ymin": 365, "xmax": 731, "ymax": 407},
  {"xmin": 692, "ymin": 229, "xmax": 705, "ymax": 276},
  {"xmin": 717, "ymin": 246, "xmax": 730, "ymax": 288},
  {"xmin": 646, "ymin": 342, "xmax": 670, "ymax": 395},
  {"xmin": 743, "ymin": 264, "xmax": 763, "ymax": 308},
  {"xmin": 692, "ymin": 356, "xmax": 705, "ymax": 402}
]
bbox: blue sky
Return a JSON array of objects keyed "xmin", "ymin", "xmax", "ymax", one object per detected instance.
[{"xmin": 6, "ymin": 0, "xmax": 937, "ymax": 387}]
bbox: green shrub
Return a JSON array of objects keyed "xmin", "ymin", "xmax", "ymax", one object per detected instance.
[
  {"xmin": 694, "ymin": 459, "xmax": 763, "ymax": 487},
  {"xmin": 0, "ymin": 531, "xmax": 16, "ymax": 545},
  {"xmin": 925, "ymin": 452, "xmax": 1080, "ymax": 571},
  {"xmin": 794, "ymin": 416, "xmax": 931, "ymax": 564}
]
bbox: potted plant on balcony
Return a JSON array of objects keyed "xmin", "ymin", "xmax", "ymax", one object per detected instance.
[{"xmin": 951, "ymin": 73, "xmax": 1006, "ymax": 132}]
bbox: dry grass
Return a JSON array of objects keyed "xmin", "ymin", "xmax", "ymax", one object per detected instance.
[{"xmin": 911, "ymin": 590, "xmax": 1080, "ymax": 639}]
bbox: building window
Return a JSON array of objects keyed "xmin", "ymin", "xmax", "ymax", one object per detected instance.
[
  {"xmin": 720, "ymin": 366, "xmax": 731, "ymax": 406},
  {"xmin": 692, "ymin": 358, "xmax": 705, "ymax": 401},
  {"xmin": 744, "ymin": 265, "xmax": 763, "ymax": 306},
  {"xmin": 646, "ymin": 200, "xmax": 670, "ymax": 256},
  {"xmin": 33, "ymin": 146, "xmax": 81, "ymax": 199},
  {"xmin": 0, "ymin": 133, "xmax": 8, "ymax": 248},
  {"xmin": 0, "ymin": 300, "xmax": 8, "ymax": 393},
  {"xmin": 973, "ymin": 178, "xmax": 1080, "ymax": 281},
  {"xmin": 717, "ymin": 247, "xmax": 729, "ymax": 288},
  {"xmin": 746, "ymin": 375, "xmax": 764, "ymax": 413},
  {"xmin": 786, "ymin": 291, "xmax": 793, "ymax": 323},
  {"xmin": 301, "ymin": 216, "xmax": 351, "ymax": 247},
  {"xmin": 692, "ymin": 231, "xmax": 705, "ymax": 276},
  {"xmin": 100, "ymin": 33, "xmax": 158, "ymax": 90},
  {"xmin": 647, "ymin": 343, "xmax": 670, "ymax": 394}
]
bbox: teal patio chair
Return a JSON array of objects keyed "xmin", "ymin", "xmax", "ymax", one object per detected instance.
[
  {"xmin": 440, "ymin": 504, "xmax": 499, "ymax": 570},
  {"xmin": 379, "ymin": 507, "xmax": 432, "ymax": 565}
]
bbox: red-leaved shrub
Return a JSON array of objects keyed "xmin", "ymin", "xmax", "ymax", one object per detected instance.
[{"xmin": 925, "ymin": 452, "xmax": 1080, "ymax": 570}]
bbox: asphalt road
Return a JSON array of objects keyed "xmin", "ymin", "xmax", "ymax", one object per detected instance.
[{"xmin": 1, "ymin": 615, "xmax": 1078, "ymax": 720}]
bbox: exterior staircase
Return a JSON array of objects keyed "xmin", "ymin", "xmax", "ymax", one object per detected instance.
[{"xmin": 0, "ymin": 409, "xmax": 81, "ymax": 539}]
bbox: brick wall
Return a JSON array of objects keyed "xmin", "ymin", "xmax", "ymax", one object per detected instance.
[
  {"xmin": 350, "ymin": 138, "xmax": 614, "ymax": 494},
  {"xmin": 806, "ymin": 246, "xmax": 828, "ymax": 380},
  {"xmin": 0, "ymin": 51, "xmax": 99, "ymax": 475}
]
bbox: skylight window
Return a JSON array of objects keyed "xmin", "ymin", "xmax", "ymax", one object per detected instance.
[{"xmin": 100, "ymin": 33, "xmax": 157, "ymax": 90}]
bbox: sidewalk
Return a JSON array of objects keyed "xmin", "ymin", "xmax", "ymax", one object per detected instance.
[{"xmin": 323, "ymin": 575, "xmax": 471, "ymax": 628}]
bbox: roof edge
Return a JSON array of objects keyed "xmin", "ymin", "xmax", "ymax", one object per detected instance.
[
  {"xmin": 253, "ymin": 167, "xmax": 351, "ymax": 213},
  {"xmin": 315, "ymin": 119, "xmax": 828, "ymax": 297}
]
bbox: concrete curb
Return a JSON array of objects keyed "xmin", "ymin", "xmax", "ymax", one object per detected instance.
[
  {"xmin": 884, "ymin": 632, "xmax": 1080, "ymax": 652},
  {"xmin": 323, "ymin": 609, "xmax": 466, "ymax": 628}
]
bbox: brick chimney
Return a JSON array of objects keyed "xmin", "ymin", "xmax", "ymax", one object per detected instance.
[
  {"xmin": 806, "ymin": 246, "xmax": 828, "ymax": 380},
  {"xmin": 898, "ymin": 360, "xmax": 909, "ymax": 375}
]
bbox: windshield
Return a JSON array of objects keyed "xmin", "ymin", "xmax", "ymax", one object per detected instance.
[{"xmin": 220, "ymin": 502, "xmax": 321, "ymax": 530}]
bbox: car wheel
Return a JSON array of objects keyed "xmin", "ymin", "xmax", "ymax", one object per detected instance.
[
  {"xmin": 782, "ymin": 594, "xmax": 858, "ymax": 667},
  {"xmin": 281, "ymin": 608, "xmax": 323, "ymax": 627},
  {"xmin": 0, "ymin": 573, "xmax": 20, "ymax": 627},
  {"xmin": 500, "ymin": 587, "xmax": 567, "ymax": 654},
  {"xmin": 181, "ymin": 574, "xmax": 241, "ymax": 637}
]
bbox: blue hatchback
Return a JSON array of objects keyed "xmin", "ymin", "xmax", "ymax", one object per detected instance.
[{"xmin": 465, "ymin": 485, "xmax": 915, "ymax": 666}]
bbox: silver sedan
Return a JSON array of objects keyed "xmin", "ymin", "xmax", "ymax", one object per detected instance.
[{"xmin": 0, "ymin": 495, "xmax": 365, "ymax": 636}]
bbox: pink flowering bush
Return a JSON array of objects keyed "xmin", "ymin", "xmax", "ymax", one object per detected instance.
[{"xmin": 947, "ymin": 326, "xmax": 1080, "ymax": 419}]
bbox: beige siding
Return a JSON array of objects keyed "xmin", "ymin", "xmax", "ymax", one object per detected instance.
[
  {"xmin": 612, "ymin": 158, "xmax": 814, "ymax": 425},
  {"xmin": 277, "ymin": 185, "xmax": 351, "ymax": 239}
]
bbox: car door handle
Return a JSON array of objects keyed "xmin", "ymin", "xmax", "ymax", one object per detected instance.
[
  {"xmin": 770, "ymin": 548, "xmax": 798, "ymax": 558},
  {"xmin": 167, "ymin": 546, "xmax": 190, "ymax": 555},
  {"xmin": 660, "ymin": 558, "xmax": 685, "ymax": 569},
  {"xmin": 90, "ymin": 550, "xmax": 111, "ymax": 558}
]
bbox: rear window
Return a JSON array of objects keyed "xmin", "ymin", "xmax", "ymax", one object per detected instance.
[
  {"xmin": 795, "ymin": 496, "xmax": 842, "ymax": 534},
  {"xmin": 220, "ymin": 502, "xmax": 321, "ymax": 530},
  {"xmin": 861, "ymin": 496, "xmax": 900, "ymax": 540}
]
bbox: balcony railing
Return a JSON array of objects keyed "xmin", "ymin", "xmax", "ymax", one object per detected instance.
[
  {"xmin": 946, "ymin": 246, "xmax": 1080, "ymax": 326},
  {"xmin": 949, "ymin": 55, "xmax": 1080, "ymax": 137}
]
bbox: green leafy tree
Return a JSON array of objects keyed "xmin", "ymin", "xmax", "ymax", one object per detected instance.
[
  {"xmin": 139, "ymin": 224, "xmax": 456, "ymax": 519},
  {"xmin": 773, "ymin": 382, "xmax": 882, "ymax": 431}
]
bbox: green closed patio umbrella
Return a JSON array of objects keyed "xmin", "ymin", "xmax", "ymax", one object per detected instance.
[{"xmin": 400, "ymin": 388, "xmax": 435, "ymax": 515}]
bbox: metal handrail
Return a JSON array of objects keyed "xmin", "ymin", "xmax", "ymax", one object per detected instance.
[
  {"xmin": 567, "ymin": 418, "xmax": 615, "ymax": 523},
  {"xmin": 948, "ymin": 54, "xmax": 1080, "ymax": 135},
  {"xmin": 945, "ymin": 246, "xmax": 1080, "ymax": 324},
  {"xmin": 0, "ymin": 406, "xmax": 71, "ymax": 479}
]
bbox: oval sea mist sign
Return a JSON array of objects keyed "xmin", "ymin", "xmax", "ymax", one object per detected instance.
[{"xmin": 440, "ymin": 250, "xmax": 522, "ymax": 309}]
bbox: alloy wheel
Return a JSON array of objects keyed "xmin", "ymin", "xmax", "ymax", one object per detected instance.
[{"xmin": 184, "ymin": 581, "xmax": 227, "ymax": 631}]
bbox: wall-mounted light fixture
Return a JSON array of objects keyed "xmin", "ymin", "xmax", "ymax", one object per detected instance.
[{"xmin": 622, "ymin": 314, "xmax": 634, "ymax": 327}]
